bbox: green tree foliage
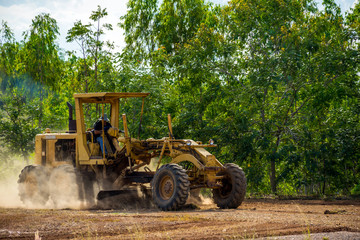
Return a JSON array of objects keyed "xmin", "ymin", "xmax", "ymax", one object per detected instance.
[
  {"xmin": 66, "ymin": 6, "xmax": 115, "ymax": 125},
  {"xmin": 22, "ymin": 13, "xmax": 63, "ymax": 127},
  {"xmin": 120, "ymin": 0, "xmax": 360, "ymax": 195},
  {"xmin": 0, "ymin": 21, "xmax": 19, "ymax": 91},
  {"xmin": 0, "ymin": 89, "xmax": 39, "ymax": 163},
  {"xmin": 0, "ymin": 15, "xmax": 67, "ymax": 162},
  {"xmin": 23, "ymin": 13, "xmax": 62, "ymax": 90},
  {"xmin": 66, "ymin": 5, "xmax": 114, "ymax": 93}
]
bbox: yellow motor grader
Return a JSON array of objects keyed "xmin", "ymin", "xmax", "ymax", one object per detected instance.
[{"xmin": 18, "ymin": 92, "xmax": 246, "ymax": 210}]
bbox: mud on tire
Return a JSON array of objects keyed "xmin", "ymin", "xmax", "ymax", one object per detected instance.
[
  {"xmin": 152, "ymin": 163, "xmax": 190, "ymax": 211},
  {"xmin": 213, "ymin": 163, "xmax": 246, "ymax": 209},
  {"xmin": 18, "ymin": 165, "xmax": 50, "ymax": 206}
]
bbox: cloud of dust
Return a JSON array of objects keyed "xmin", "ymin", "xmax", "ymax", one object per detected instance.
[
  {"xmin": 0, "ymin": 155, "xmax": 29, "ymax": 208},
  {"xmin": 0, "ymin": 154, "xmax": 212, "ymax": 210},
  {"xmin": 5, "ymin": 160, "xmax": 150, "ymax": 210},
  {"xmin": 0, "ymin": 158, "xmax": 98, "ymax": 210},
  {"xmin": 0, "ymin": 171, "xmax": 24, "ymax": 208},
  {"xmin": 187, "ymin": 189, "xmax": 214, "ymax": 206},
  {"xmin": 46, "ymin": 165, "xmax": 98, "ymax": 210}
]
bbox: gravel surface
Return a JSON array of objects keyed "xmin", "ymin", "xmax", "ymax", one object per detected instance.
[{"xmin": 0, "ymin": 199, "xmax": 359, "ymax": 239}]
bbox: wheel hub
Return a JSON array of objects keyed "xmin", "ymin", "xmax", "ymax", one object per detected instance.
[
  {"xmin": 159, "ymin": 176, "xmax": 174, "ymax": 200},
  {"xmin": 164, "ymin": 181, "xmax": 173, "ymax": 194}
]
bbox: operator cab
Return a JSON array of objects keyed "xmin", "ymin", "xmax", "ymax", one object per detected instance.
[{"xmin": 70, "ymin": 92, "xmax": 150, "ymax": 165}]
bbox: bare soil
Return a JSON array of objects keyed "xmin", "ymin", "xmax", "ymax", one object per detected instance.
[{"xmin": 0, "ymin": 199, "xmax": 359, "ymax": 239}]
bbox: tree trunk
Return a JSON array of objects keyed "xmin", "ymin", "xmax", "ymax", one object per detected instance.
[
  {"xmin": 39, "ymin": 65, "xmax": 43, "ymax": 128},
  {"xmin": 270, "ymin": 132, "xmax": 281, "ymax": 194},
  {"xmin": 270, "ymin": 159, "xmax": 276, "ymax": 193}
]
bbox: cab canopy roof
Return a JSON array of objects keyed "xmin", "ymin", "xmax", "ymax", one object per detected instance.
[{"xmin": 73, "ymin": 92, "xmax": 150, "ymax": 103}]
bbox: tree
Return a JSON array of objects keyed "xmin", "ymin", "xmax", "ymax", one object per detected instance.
[
  {"xmin": 0, "ymin": 21, "xmax": 20, "ymax": 91},
  {"xmin": 120, "ymin": 0, "xmax": 360, "ymax": 196},
  {"xmin": 0, "ymin": 89, "xmax": 40, "ymax": 163},
  {"xmin": 23, "ymin": 13, "xmax": 63, "ymax": 127},
  {"xmin": 23, "ymin": 13, "xmax": 62, "ymax": 90},
  {"xmin": 66, "ymin": 5, "xmax": 113, "ymax": 93},
  {"xmin": 66, "ymin": 21, "xmax": 92, "ymax": 93}
]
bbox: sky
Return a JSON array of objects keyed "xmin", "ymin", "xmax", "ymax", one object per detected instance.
[{"xmin": 0, "ymin": 0, "xmax": 358, "ymax": 55}]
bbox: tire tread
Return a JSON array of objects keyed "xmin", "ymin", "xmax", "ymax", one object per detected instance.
[
  {"xmin": 213, "ymin": 163, "xmax": 247, "ymax": 209},
  {"xmin": 152, "ymin": 163, "xmax": 190, "ymax": 211}
]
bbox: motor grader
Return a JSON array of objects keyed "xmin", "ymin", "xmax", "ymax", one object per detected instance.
[{"xmin": 18, "ymin": 92, "xmax": 246, "ymax": 210}]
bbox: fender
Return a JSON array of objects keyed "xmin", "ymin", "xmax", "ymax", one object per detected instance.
[{"xmin": 170, "ymin": 154, "xmax": 205, "ymax": 171}]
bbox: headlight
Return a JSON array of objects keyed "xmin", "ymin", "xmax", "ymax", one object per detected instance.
[
  {"xmin": 209, "ymin": 139, "xmax": 214, "ymax": 145},
  {"xmin": 186, "ymin": 140, "xmax": 192, "ymax": 146}
]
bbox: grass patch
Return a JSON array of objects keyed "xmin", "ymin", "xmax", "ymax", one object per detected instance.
[{"xmin": 160, "ymin": 214, "xmax": 202, "ymax": 222}]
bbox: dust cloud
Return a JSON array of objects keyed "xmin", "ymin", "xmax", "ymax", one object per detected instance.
[
  {"xmin": 0, "ymin": 173, "xmax": 23, "ymax": 208},
  {"xmin": 46, "ymin": 165, "xmax": 98, "ymax": 210},
  {"xmin": 0, "ymin": 156, "xmax": 212, "ymax": 210},
  {"xmin": 0, "ymin": 159, "xmax": 98, "ymax": 210},
  {"xmin": 187, "ymin": 189, "xmax": 214, "ymax": 207},
  {"xmin": 5, "ymin": 161, "xmax": 152, "ymax": 210},
  {"xmin": 0, "ymin": 157, "xmax": 26, "ymax": 208}
]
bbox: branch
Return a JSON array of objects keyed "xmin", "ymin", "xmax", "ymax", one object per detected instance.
[
  {"xmin": 291, "ymin": 96, "xmax": 311, "ymax": 118},
  {"xmin": 324, "ymin": 74, "xmax": 339, "ymax": 87},
  {"xmin": 282, "ymin": 87, "xmax": 297, "ymax": 126}
]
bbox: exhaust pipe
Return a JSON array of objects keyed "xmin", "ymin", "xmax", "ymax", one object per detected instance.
[{"xmin": 67, "ymin": 102, "xmax": 77, "ymax": 133}]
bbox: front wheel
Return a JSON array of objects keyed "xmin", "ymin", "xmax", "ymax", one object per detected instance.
[
  {"xmin": 213, "ymin": 163, "xmax": 246, "ymax": 209},
  {"xmin": 152, "ymin": 164, "xmax": 190, "ymax": 211}
]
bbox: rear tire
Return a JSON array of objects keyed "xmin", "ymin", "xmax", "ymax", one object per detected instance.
[
  {"xmin": 152, "ymin": 164, "xmax": 190, "ymax": 211},
  {"xmin": 213, "ymin": 163, "xmax": 246, "ymax": 209},
  {"xmin": 18, "ymin": 165, "xmax": 50, "ymax": 206}
]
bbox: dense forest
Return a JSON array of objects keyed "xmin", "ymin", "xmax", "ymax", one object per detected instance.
[{"xmin": 0, "ymin": 0, "xmax": 359, "ymax": 197}]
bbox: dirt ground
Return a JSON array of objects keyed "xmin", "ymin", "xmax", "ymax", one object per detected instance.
[{"xmin": 0, "ymin": 198, "xmax": 359, "ymax": 240}]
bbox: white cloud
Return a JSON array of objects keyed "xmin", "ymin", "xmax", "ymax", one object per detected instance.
[
  {"xmin": 0, "ymin": 0, "xmax": 128, "ymax": 54},
  {"xmin": 352, "ymin": 0, "xmax": 359, "ymax": 8},
  {"xmin": 335, "ymin": 0, "xmax": 357, "ymax": 12}
]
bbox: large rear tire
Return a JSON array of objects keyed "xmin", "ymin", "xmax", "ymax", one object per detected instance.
[
  {"xmin": 213, "ymin": 163, "xmax": 246, "ymax": 209},
  {"xmin": 152, "ymin": 164, "xmax": 190, "ymax": 211},
  {"xmin": 18, "ymin": 165, "xmax": 50, "ymax": 206}
]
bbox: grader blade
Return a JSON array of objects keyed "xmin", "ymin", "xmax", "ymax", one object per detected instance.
[{"xmin": 96, "ymin": 189, "xmax": 138, "ymax": 200}]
